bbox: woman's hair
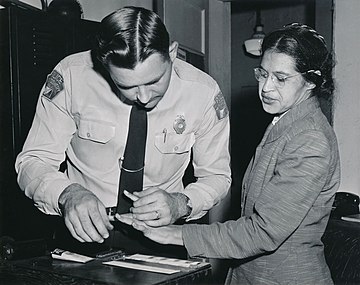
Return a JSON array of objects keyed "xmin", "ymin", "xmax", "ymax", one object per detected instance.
[
  {"xmin": 93, "ymin": 6, "xmax": 170, "ymax": 69},
  {"xmin": 262, "ymin": 23, "xmax": 335, "ymax": 99}
]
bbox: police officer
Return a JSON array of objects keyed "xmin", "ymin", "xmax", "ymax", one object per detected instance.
[{"xmin": 15, "ymin": 6, "xmax": 231, "ymax": 252}]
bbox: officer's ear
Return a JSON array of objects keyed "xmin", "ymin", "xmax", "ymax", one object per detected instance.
[{"xmin": 169, "ymin": 41, "xmax": 178, "ymax": 63}]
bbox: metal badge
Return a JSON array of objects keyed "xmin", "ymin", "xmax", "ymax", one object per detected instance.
[
  {"xmin": 173, "ymin": 115, "xmax": 186, "ymax": 134},
  {"xmin": 42, "ymin": 70, "xmax": 64, "ymax": 100}
]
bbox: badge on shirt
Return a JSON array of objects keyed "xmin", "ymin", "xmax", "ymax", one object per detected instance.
[
  {"xmin": 213, "ymin": 92, "xmax": 229, "ymax": 120},
  {"xmin": 42, "ymin": 70, "xmax": 64, "ymax": 100},
  {"xmin": 173, "ymin": 115, "xmax": 186, "ymax": 134}
]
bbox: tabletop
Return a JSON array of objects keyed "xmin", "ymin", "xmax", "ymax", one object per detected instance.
[{"xmin": 0, "ymin": 254, "xmax": 211, "ymax": 285}]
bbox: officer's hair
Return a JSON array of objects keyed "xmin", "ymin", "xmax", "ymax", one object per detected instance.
[
  {"xmin": 262, "ymin": 23, "xmax": 335, "ymax": 100},
  {"xmin": 93, "ymin": 6, "xmax": 170, "ymax": 69}
]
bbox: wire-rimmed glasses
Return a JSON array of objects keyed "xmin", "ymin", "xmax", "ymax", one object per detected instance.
[{"xmin": 254, "ymin": 67, "xmax": 311, "ymax": 89}]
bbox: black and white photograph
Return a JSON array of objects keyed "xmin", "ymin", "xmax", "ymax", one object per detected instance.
[{"xmin": 0, "ymin": 0, "xmax": 358, "ymax": 284}]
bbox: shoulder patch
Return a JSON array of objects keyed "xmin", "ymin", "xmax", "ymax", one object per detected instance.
[
  {"xmin": 42, "ymin": 70, "xmax": 64, "ymax": 100},
  {"xmin": 213, "ymin": 92, "xmax": 229, "ymax": 120}
]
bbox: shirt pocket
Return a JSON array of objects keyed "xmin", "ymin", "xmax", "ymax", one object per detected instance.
[
  {"xmin": 155, "ymin": 132, "xmax": 195, "ymax": 154},
  {"xmin": 78, "ymin": 119, "xmax": 115, "ymax": 144}
]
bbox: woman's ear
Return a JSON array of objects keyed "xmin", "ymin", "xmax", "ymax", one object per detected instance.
[{"xmin": 169, "ymin": 41, "xmax": 178, "ymax": 62}]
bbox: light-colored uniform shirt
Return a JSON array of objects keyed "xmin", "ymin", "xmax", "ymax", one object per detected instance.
[{"xmin": 15, "ymin": 51, "xmax": 231, "ymax": 220}]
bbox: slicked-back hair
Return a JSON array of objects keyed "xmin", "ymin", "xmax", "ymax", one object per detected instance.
[
  {"xmin": 262, "ymin": 23, "xmax": 335, "ymax": 100},
  {"xmin": 93, "ymin": 6, "xmax": 170, "ymax": 70}
]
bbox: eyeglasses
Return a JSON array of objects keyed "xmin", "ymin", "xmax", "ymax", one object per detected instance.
[{"xmin": 254, "ymin": 67, "xmax": 310, "ymax": 89}]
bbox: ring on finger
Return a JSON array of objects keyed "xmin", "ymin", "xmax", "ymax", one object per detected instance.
[{"xmin": 155, "ymin": 210, "xmax": 160, "ymax": 220}]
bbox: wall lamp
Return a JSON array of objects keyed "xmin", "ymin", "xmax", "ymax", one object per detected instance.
[{"xmin": 244, "ymin": 10, "xmax": 265, "ymax": 56}]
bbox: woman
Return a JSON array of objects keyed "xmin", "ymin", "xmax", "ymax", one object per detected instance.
[{"xmin": 117, "ymin": 23, "xmax": 340, "ymax": 285}]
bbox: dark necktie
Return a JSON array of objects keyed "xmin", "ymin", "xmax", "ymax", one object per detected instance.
[{"xmin": 116, "ymin": 104, "xmax": 147, "ymax": 214}]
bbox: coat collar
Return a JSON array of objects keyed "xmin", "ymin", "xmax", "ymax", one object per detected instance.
[{"xmin": 264, "ymin": 96, "xmax": 321, "ymax": 144}]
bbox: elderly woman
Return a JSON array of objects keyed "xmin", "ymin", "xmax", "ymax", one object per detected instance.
[{"xmin": 118, "ymin": 23, "xmax": 340, "ymax": 285}]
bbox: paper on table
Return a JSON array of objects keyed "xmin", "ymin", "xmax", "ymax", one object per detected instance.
[
  {"xmin": 51, "ymin": 248, "xmax": 94, "ymax": 263},
  {"xmin": 125, "ymin": 254, "xmax": 201, "ymax": 268},
  {"xmin": 341, "ymin": 214, "xmax": 360, "ymax": 223},
  {"xmin": 103, "ymin": 260, "xmax": 180, "ymax": 274}
]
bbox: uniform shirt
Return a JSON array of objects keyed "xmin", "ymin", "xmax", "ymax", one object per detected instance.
[{"xmin": 15, "ymin": 51, "xmax": 231, "ymax": 220}]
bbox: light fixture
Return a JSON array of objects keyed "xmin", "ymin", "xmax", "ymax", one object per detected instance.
[
  {"xmin": 244, "ymin": 10, "xmax": 265, "ymax": 56},
  {"xmin": 47, "ymin": 0, "xmax": 83, "ymax": 18}
]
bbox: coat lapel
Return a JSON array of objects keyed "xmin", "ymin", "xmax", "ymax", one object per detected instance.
[{"xmin": 241, "ymin": 96, "xmax": 321, "ymax": 211}]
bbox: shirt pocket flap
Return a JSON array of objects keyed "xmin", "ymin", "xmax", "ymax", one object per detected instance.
[
  {"xmin": 78, "ymin": 120, "xmax": 115, "ymax": 144},
  {"xmin": 155, "ymin": 133, "xmax": 195, "ymax": 154}
]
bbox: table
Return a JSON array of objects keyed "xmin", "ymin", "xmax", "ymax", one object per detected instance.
[{"xmin": 0, "ymin": 254, "xmax": 211, "ymax": 285}]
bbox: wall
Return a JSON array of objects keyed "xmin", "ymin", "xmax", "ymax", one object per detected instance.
[
  {"xmin": 333, "ymin": 0, "xmax": 360, "ymax": 196},
  {"xmin": 4, "ymin": 0, "xmax": 152, "ymax": 21},
  {"xmin": 77, "ymin": 0, "xmax": 152, "ymax": 22}
]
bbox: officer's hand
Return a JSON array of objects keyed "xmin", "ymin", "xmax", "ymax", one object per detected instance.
[
  {"xmin": 58, "ymin": 183, "xmax": 113, "ymax": 243},
  {"xmin": 116, "ymin": 213, "xmax": 184, "ymax": 246},
  {"xmin": 127, "ymin": 188, "xmax": 189, "ymax": 227}
]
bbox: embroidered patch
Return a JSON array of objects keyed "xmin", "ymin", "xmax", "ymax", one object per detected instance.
[
  {"xmin": 42, "ymin": 70, "xmax": 64, "ymax": 100},
  {"xmin": 213, "ymin": 92, "xmax": 229, "ymax": 120},
  {"xmin": 173, "ymin": 115, "xmax": 186, "ymax": 134}
]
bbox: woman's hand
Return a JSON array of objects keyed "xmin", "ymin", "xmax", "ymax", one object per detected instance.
[{"xmin": 116, "ymin": 213, "xmax": 184, "ymax": 246}]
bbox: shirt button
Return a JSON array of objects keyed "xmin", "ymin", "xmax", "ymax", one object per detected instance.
[
  {"xmin": 174, "ymin": 146, "xmax": 178, "ymax": 151},
  {"xmin": 87, "ymin": 132, "xmax": 91, "ymax": 137}
]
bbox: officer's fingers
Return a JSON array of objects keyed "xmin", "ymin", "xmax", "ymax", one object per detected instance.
[
  {"xmin": 65, "ymin": 215, "xmax": 93, "ymax": 242},
  {"xmin": 63, "ymin": 207, "xmax": 92, "ymax": 242},
  {"xmin": 139, "ymin": 190, "xmax": 171, "ymax": 207},
  {"xmin": 98, "ymin": 204, "xmax": 114, "ymax": 231},
  {"xmin": 130, "ymin": 202, "xmax": 159, "ymax": 215},
  {"xmin": 132, "ymin": 187, "xmax": 167, "ymax": 201},
  {"xmin": 133, "ymin": 209, "xmax": 171, "ymax": 225},
  {"xmin": 64, "ymin": 218, "xmax": 86, "ymax": 243},
  {"xmin": 84, "ymin": 210, "xmax": 110, "ymax": 242},
  {"xmin": 131, "ymin": 203, "xmax": 171, "ymax": 222},
  {"xmin": 131, "ymin": 211, "xmax": 157, "ymax": 221},
  {"xmin": 132, "ymin": 193, "xmax": 157, "ymax": 207},
  {"xmin": 143, "ymin": 219, "xmax": 167, "ymax": 227},
  {"xmin": 79, "ymin": 220, "xmax": 105, "ymax": 243},
  {"xmin": 73, "ymin": 198, "xmax": 110, "ymax": 241},
  {"xmin": 133, "ymin": 187, "xmax": 161, "ymax": 198},
  {"xmin": 123, "ymin": 190, "xmax": 139, "ymax": 202},
  {"xmin": 132, "ymin": 192, "xmax": 164, "ymax": 208}
]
